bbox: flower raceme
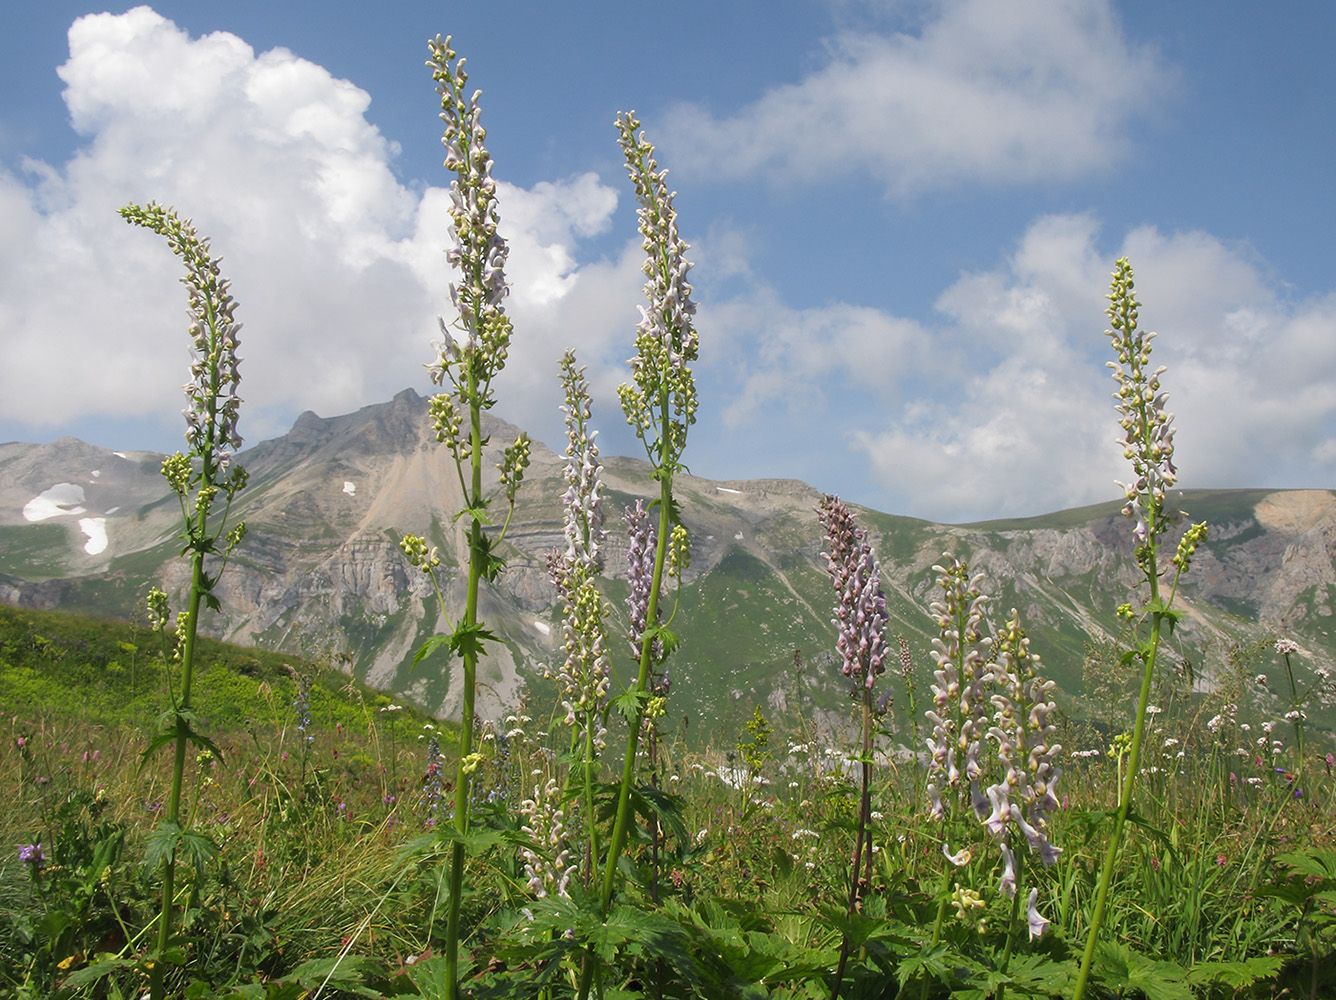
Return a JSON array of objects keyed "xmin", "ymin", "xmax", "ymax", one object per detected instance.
[
  {"xmin": 615, "ymin": 111, "xmax": 699, "ymax": 469},
  {"xmin": 426, "ymin": 34, "xmax": 513, "ymax": 394},
  {"xmin": 544, "ymin": 354, "xmax": 612, "ymax": 748},
  {"xmin": 1107, "ymin": 257, "xmax": 1177, "ymax": 560},
  {"xmin": 984, "ymin": 610, "xmax": 1063, "ymax": 874},
  {"xmin": 119, "ymin": 203, "xmax": 244, "ymax": 471},
  {"xmin": 924, "ymin": 556, "xmax": 992, "ymax": 820},
  {"xmin": 557, "ymin": 351, "xmax": 606, "ymax": 573},
  {"xmin": 816, "ymin": 494, "xmax": 890, "ymax": 698}
]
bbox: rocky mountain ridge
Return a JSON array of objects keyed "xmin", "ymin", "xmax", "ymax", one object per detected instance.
[{"xmin": 3, "ymin": 390, "xmax": 1333, "ymax": 735}]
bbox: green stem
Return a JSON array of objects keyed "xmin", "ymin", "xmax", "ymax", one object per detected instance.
[
  {"xmin": 1073, "ymin": 556, "xmax": 1163, "ymax": 1000},
  {"xmin": 150, "ymin": 514, "xmax": 208, "ymax": 1000},
  {"xmin": 832, "ymin": 696, "xmax": 874, "ymax": 1000},
  {"xmin": 599, "ymin": 462, "xmax": 672, "ymax": 913},
  {"xmin": 996, "ymin": 848, "xmax": 1025, "ymax": 1000},
  {"xmin": 444, "ymin": 387, "xmax": 485, "ymax": 1000}
]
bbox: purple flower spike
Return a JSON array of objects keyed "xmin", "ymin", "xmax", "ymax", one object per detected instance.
[{"xmin": 817, "ymin": 494, "xmax": 890, "ymax": 702}]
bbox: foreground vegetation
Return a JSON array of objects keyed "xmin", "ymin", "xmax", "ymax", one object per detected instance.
[{"xmin": 2, "ymin": 603, "xmax": 1334, "ymax": 998}]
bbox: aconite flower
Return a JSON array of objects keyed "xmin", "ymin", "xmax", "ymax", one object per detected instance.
[
  {"xmin": 624, "ymin": 500, "xmax": 663, "ymax": 666},
  {"xmin": 816, "ymin": 494, "xmax": 890, "ymax": 697},
  {"xmin": 614, "ymin": 112, "xmax": 698, "ymax": 468},
  {"xmin": 984, "ymin": 609, "xmax": 1063, "ymax": 883},
  {"xmin": 119, "ymin": 203, "xmax": 244, "ymax": 472},
  {"xmin": 1027, "ymin": 888, "xmax": 1050, "ymax": 940},
  {"xmin": 1106, "ymin": 257, "xmax": 1179, "ymax": 568},
  {"xmin": 426, "ymin": 35, "xmax": 513, "ymax": 395}
]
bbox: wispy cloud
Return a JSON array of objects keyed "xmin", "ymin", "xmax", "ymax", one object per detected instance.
[{"xmin": 662, "ymin": 0, "xmax": 1173, "ymax": 196}]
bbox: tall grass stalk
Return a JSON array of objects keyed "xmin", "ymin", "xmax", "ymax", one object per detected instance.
[
  {"xmin": 120, "ymin": 203, "xmax": 248, "ymax": 1000},
  {"xmin": 1073, "ymin": 258, "xmax": 1207, "ymax": 1000}
]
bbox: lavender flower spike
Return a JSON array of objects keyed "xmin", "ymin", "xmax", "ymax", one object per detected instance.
[
  {"xmin": 817, "ymin": 494, "xmax": 890, "ymax": 697},
  {"xmin": 558, "ymin": 350, "xmax": 605, "ymax": 572}
]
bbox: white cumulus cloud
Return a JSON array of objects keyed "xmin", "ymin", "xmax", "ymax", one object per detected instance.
[
  {"xmin": 0, "ymin": 7, "xmax": 634, "ymax": 450},
  {"xmin": 846, "ymin": 215, "xmax": 1336, "ymax": 521}
]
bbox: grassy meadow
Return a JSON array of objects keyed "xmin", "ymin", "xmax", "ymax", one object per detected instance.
[{"xmin": 2, "ymin": 602, "xmax": 1334, "ymax": 998}]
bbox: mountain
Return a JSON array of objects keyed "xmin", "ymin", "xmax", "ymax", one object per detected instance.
[{"xmin": 3, "ymin": 390, "xmax": 1334, "ymax": 739}]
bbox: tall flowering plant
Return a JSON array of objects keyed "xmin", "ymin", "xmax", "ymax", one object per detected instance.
[
  {"xmin": 984, "ymin": 610, "xmax": 1062, "ymax": 993},
  {"xmin": 544, "ymin": 351, "xmax": 611, "ymax": 886},
  {"xmin": 1073, "ymin": 258, "xmax": 1207, "ymax": 1000},
  {"xmin": 817, "ymin": 494, "xmax": 891, "ymax": 1000},
  {"xmin": 397, "ymin": 36, "xmax": 530, "ymax": 1000},
  {"xmin": 597, "ymin": 111, "xmax": 698, "ymax": 919},
  {"xmin": 120, "ymin": 202, "xmax": 247, "ymax": 1000}
]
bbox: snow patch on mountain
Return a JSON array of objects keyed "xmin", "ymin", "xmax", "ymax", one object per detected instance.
[
  {"xmin": 79, "ymin": 517, "xmax": 108, "ymax": 555},
  {"xmin": 23, "ymin": 483, "xmax": 87, "ymax": 521}
]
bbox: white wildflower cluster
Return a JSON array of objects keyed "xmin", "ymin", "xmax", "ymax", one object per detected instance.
[
  {"xmin": 924, "ymin": 556, "xmax": 992, "ymax": 824},
  {"xmin": 984, "ymin": 610, "xmax": 1063, "ymax": 891},
  {"xmin": 614, "ymin": 111, "xmax": 699, "ymax": 468},
  {"xmin": 518, "ymin": 778, "xmax": 577, "ymax": 900},
  {"xmin": 426, "ymin": 35, "xmax": 511, "ymax": 384},
  {"xmin": 920, "ymin": 559, "xmax": 1063, "ymax": 938},
  {"xmin": 544, "ymin": 353, "xmax": 611, "ymax": 751},
  {"xmin": 121, "ymin": 202, "xmax": 249, "ymax": 519},
  {"xmin": 1106, "ymin": 257, "xmax": 1180, "ymax": 563},
  {"xmin": 1206, "ymin": 702, "xmax": 1238, "ymax": 735}
]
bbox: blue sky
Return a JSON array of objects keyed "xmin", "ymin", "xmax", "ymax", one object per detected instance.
[{"xmin": 2, "ymin": 1, "xmax": 1333, "ymax": 522}]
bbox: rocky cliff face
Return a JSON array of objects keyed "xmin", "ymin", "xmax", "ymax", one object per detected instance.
[{"xmin": 3, "ymin": 392, "xmax": 1333, "ymax": 732}]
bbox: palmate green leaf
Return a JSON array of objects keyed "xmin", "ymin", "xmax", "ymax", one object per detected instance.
[
  {"xmin": 411, "ymin": 634, "xmax": 452, "ymax": 671},
  {"xmin": 643, "ymin": 623, "xmax": 680, "ymax": 658},
  {"xmin": 1255, "ymin": 880, "xmax": 1318, "ymax": 907},
  {"xmin": 140, "ymin": 710, "xmax": 225, "ymax": 772},
  {"xmin": 448, "ymin": 620, "xmax": 500, "ymax": 661},
  {"xmin": 291, "ymin": 954, "xmax": 381, "ymax": 997},
  {"xmin": 144, "ymin": 819, "xmax": 184, "ymax": 870},
  {"xmin": 605, "ymin": 903, "xmax": 701, "ymax": 990},
  {"xmin": 143, "ymin": 821, "xmax": 218, "ymax": 871},
  {"xmin": 611, "ymin": 688, "xmax": 647, "ymax": 726},
  {"xmin": 1275, "ymin": 847, "xmax": 1336, "ymax": 882},
  {"xmin": 632, "ymin": 784, "xmax": 690, "ymax": 852},
  {"xmin": 955, "ymin": 954, "xmax": 1078, "ymax": 1000},
  {"xmin": 452, "ymin": 501, "xmax": 493, "ymax": 526},
  {"xmin": 1185, "ymin": 956, "xmax": 1284, "ymax": 990},
  {"xmin": 893, "ymin": 940, "xmax": 956, "ymax": 990},
  {"xmin": 1095, "ymin": 941, "xmax": 1192, "ymax": 1000},
  {"xmin": 402, "ymin": 955, "xmax": 455, "ymax": 1000}
]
